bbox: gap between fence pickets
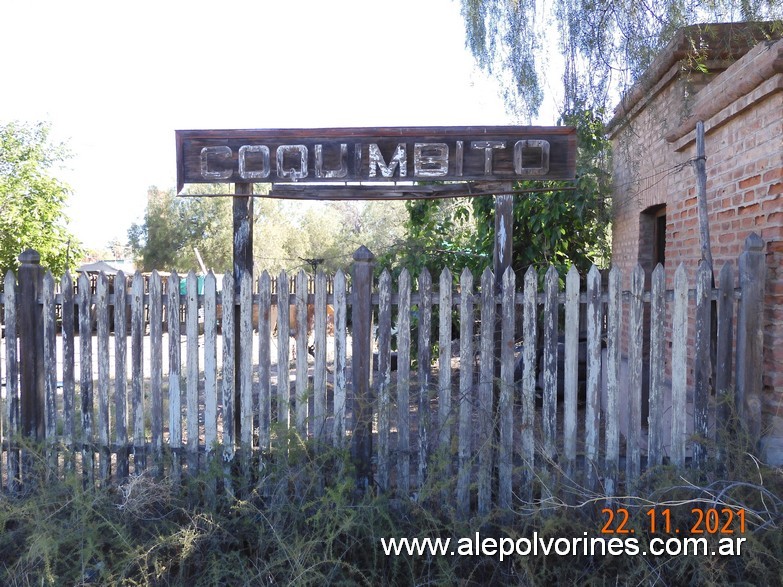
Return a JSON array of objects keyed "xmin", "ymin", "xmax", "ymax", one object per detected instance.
[{"xmin": 0, "ymin": 238, "xmax": 767, "ymax": 506}]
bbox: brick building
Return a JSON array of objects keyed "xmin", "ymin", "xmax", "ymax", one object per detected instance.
[{"xmin": 607, "ymin": 23, "xmax": 783, "ymax": 464}]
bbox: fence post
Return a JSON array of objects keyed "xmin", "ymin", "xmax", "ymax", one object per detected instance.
[
  {"xmin": 233, "ymin": 182, "xmax": 254, "ymax": 447},
  {"xmin": 736, "ymin": 233, "xmax": 765, "ymax": 451},
  {"xmin": 351, "ymin": 245, "xmax": 375, "ymax": 493},
  {"xmin": 18, "ymin": 248, "xmax": 45, "ymax": 442}
]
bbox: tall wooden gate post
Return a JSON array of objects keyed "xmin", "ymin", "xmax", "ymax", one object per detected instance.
[
  {"xmin": 233, "ymin": 183, "xmax": 254, "ymax": 443},
  {"xmin": 493, "ymin": 190, "xmax": 513, "ymax": 506},
  {"xmin": 736, "ymin": 232, "xmax": 765, "ymax": 450},
  {"xmin": 18, "ymin": 248, "xmax": 46, "ymax": 442},
  {"xmin": 351, "ymin": 246, "xmax": 375, "ymax": 493}
]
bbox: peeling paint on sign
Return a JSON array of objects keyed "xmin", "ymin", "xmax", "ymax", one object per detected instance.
[
  {"xmin": 276, "ymin": 145, "xmax": 308, "ymax": 180},
  {"xmin": 238, "ymin": 145, "xmax": 270, "ymax": 179},
  {"xmin": 368, "ymin": 143, "xmax": 407, "ymax": 178},
  {"xmin": 314, "ymin": 143, "xmax": 348, "ymax": 179}
]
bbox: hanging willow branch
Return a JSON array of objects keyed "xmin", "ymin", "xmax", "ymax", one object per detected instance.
[{"xmin": 460, "ymin": 0, "xmax": 783, "ymax": 119}]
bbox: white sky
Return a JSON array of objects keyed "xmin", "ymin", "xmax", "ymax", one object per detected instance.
[{"xmin": 1, "ymin": 0, "xmax": 561, "ymax": 251}]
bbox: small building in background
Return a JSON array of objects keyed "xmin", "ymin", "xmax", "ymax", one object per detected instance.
[
  {"xmin": 76, "ymin": 260, "xmax": 123, "ymax": 276},
  {"xmin": 608, "ymin": 23, "xmax": 783, "ymax": 464}
]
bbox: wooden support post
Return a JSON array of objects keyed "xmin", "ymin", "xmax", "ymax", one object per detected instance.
[
  {"xmin": 694, "ymin": 122, "xmax": 713, "ymax": 268},
  {"xmin": 694, "ymin": 121, "xmax": 717, "ymax": 456},
  {"xmin": 492, "ymin": 190, "xmax": 513, "ymax": 500},
  {"xmin": 233, "ymin": 183, "xmax": 254, "ymax": 444},
  {"xmin": 18, "ymin": 249, "xmax": 45, "ymax": 443},
  {"xmin": 351, "ymin": 246, "xmax": 375, "ymax": 494},
  {"xmin": 493, "ymin": 192, "xmax": 514, "ymax": 285},
  {"xmin": 736, "ymin": 233, "xmax": 765, "ymax": 451}
]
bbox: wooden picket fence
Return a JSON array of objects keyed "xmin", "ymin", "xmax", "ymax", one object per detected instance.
[{"xmin": 0, "ymin": 235, "xmax": 766, "ymax": 512}]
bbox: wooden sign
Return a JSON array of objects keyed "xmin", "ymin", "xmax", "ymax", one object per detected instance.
[
  {"xmin": 174, "ymin": 125, "xmax": 576, "ymax": 477},
  {"xmin": 176, "ymin": 126, "xmax": 576, "ymax": 198}
]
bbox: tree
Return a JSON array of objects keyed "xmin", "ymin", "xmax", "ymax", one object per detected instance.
[
  {"xmin": 253, "ymin": 199, "xmax": 408, "ymax": 274},
  {"xmin": 252, "ymin": 198, "xmax": 307, "ymax": 274},
  {"xmin": 460, "ymin": 0, "xmax": 783, "ymax": 119},
  {"xmin": 374, "ymin": 197, "xmax": 482, "ymax": 277},
  {"xmin": 0, "ymin": 121, "xmax": 82, "ymax": 276},
  {"xmin": 129, "ymin": 188, "xmax": 408, "ymax": 275},
  {"xmin": 310, "ymin": 200, "xmax": 409, "ymax": 271},
  {"xmin": 128, "ymin": 185, "xmax": 232, "ymax": 272}
]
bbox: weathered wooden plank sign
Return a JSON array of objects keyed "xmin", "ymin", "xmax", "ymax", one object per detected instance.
[{"xmin": 176, "ymin": 126, "xmax": 576, "ymax": 197}]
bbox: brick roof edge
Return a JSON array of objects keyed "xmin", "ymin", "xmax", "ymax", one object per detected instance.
[
  {"xmin": 664, "ymin": 37, "xmax": 783, "ymax": 143},
  {"xmin": 606, "ymin": 22, "xmax": 782, "ymax": 135}
]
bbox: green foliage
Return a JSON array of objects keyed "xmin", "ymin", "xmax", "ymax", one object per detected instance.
[
  {"xmin": 375, "ymin": 197, "xmax": 484, "ymax": 278},
  {"xmin": 0, "ymin": 121, "xmax": 82, "ymax": 276},
  {"xmin": 461, "ymin": 0, "xmax": 783, "ymax": 118}
]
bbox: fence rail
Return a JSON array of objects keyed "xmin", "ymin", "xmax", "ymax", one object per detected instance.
[{"xmin": 0, "ymin": 235, "xmax": 766, "ymax": 512}]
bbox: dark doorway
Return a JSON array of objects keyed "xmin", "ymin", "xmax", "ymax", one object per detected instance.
[{"xmin": 638, "ymin": 204, "xmax": 667, "ymax": 425}]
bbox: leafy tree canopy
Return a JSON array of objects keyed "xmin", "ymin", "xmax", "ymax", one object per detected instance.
[
  {"xmin": 128, "ymin": 185, "xmax": 234, "ymax": 273},
  {"xmin": 0, "ymin": 121, "xmax": 82, "ymax": 276},
  {"xmin": 460, "ymin": 0, "xmax": 783, "ymax": 119}
]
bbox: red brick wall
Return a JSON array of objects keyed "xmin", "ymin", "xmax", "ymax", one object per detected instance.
[{"xmin": 609, "ymin": 38, "xmax": 783, "ymax": 464}]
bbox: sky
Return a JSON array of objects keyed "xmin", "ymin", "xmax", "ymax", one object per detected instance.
[{"xmin": 1, "ymin": 0, "xmax": 560, "ymax": 251}]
